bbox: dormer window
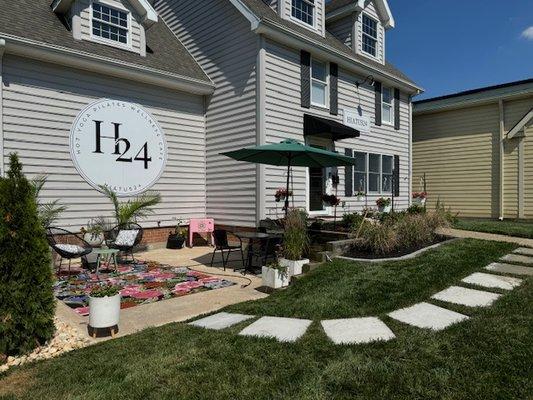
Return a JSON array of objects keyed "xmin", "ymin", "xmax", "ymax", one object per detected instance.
[
  {"xmin": 292, "ymin": 0, "xmax": 315, "ymax": 27},
  {"xmin": 92, "ymin": 2, "xmax": 129, "ymax": 45},
  {"xmin": 362, "ymin": 14, "xmax": 378, "ymax": 57}
]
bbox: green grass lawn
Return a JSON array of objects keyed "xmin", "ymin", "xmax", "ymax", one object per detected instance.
[
  {"xmin": 453, "ymin": 218, "xmax": 533, "ymax": 239},
  {"xmin": 1, "ymin": 239, "xmax": 532, "ymax": 400}
]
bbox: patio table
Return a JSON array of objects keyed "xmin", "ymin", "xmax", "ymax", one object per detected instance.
[
  {"xmin": 235, "ymin": 231, "xmax": 282, "ymax": 274},
  {"xmin": 93, "ymin": 248, "xmax": 120, "ymax": 275}
]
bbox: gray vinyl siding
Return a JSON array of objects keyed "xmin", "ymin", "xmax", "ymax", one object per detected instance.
[
  {"xmin": 281, "ymin": 0, "xmax": 325, "ymax": 36},
  {"xmin": 263, "ymin": 0, "xmax": 279, "ymax": 12},
  {"xmin": 326, "ymin": 14, "xmax": 355, "ymax": 48},
  {"xmin": 2, "ymin": 55, "xmax": 206, "ymax": 230},
  {"xmin": 154, "ymin": 0, "xmax": 258, "ymax": 227},
  {"xmin": 356, "ymin": 1, "xmax": 385, "ymax": 64},
  {"xmin": 263, "ymin": 39, "xmax": 410, "ymax": 218}
]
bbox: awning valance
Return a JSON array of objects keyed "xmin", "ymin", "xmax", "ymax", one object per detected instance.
[{"xmin": 304, "ymin": 114, "xmax": 360, "ymax": 141}]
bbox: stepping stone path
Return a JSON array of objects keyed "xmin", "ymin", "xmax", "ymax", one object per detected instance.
[
  {"xmin": 485, "ymin": 262, "xmax": 533, "ymax": 276},
  {"xmin": 431, "ymin": 286, "xmax": 500, "ymax": 307},
  {"xmin": 321, "ymin": 317, "xmax": 395, "ymax": 345},
  {"xmin": 462, "ymin": 272, "xmax": 522, "ymax": 291},
  {"xmin": 388, "ymin": 302, "xmax": 468, "ymax": 331},
  {"xmin": 514, "ymin": 247, "xmax": 533, "ymax": 257},
  {"xmin": 189, "ymin": 312, "xmax": 254, "ymax": 330},
  {"xmin": 500, "ymin": 254, "xmax": 533, "ymax": 265},
  {"xmin": 239, "ymin": 316, "xmax": 312, "ymax": 343}
]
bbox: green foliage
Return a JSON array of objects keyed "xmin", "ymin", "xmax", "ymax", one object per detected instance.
[
  {"xmin": 31, "ymin": 175, "xmax": 67, "ymax": 228},
  {"xmin": 357, "ymin": 220, "xmax": 399, "ymax": 255},
  {"xmin": 100, "ymin": 185, "xmax": 161, "ymax": 226},
  {"xmin": 283, "ymin": 209, "xmax": 309, "ymax": 261},
  {"xmin": 341, "ymin": 212, "xmax": 363, "ymax": 229},
  {"xmin": 90, "ymin": 284, "xmax": 121, "ymax": 298},
  {"xmin": 435, "ymin": 197, "xmax": 459, "ymax": 224},
  {"xmin": 0, "ymin": 154, "xmax": 56, "ymax": 356},
  {"xmin": 395, "ymin": 214, "xmax": 435, "ymax": 248},
  {"xmin": 406, "ymin": 204, "xmax": 426, "ymax": 215}
]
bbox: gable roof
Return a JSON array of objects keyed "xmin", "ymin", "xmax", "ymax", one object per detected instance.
[
  {"xmin": 0, "ymin": 0, "xmax": 212, "ymax": 92},
  {"xmin": 235, "ymin": 0, "xmax": 415, "ymax": 89},
  {"xmin": 326, "ymin": 0, "xmax": 395, "ymax": 29},
  {"xmin": 507, "ymin": 108, "xmax": 533, "ymax": 139}
]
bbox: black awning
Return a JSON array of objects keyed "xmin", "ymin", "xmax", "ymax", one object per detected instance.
[{"xmin": 303, "ymin": 114, "xmax": 360, "ymax": 141}]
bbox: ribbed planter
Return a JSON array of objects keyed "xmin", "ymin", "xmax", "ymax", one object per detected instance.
[
  {"xmin": 262, "ymin": 266, "xmax": 290, "ymax": 289},
  {"xmin": 279, "ymin": 258, "xmax": 310, "ymax": 276},
  {"xmin": 89, "ymin": 294, "xmax": 121, "ymax": 329}
]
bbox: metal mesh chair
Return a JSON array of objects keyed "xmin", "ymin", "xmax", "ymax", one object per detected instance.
[
  {"xmin": 210, "ymin": 229, "xmax": 244, "ymax": 271},
  {"xmin": 106, "ymin": 222, "xmax": 143, "ymax": 262},
  {"xmin": 46, "ymin": 227, "xmax": 93, "ymax": 275}
]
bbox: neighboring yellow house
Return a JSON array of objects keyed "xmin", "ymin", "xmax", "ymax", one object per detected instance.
[{"xmin": 412, "ymin": 79, "xmax": 533, "ymax": 220}]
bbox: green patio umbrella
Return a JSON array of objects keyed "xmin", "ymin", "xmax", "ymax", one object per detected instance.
[{"xmin": 220, "ymin": 139, "xmax": 357, "ymax": 215}]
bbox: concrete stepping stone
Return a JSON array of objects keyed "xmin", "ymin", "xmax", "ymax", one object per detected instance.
[
  {"xmin": 388, "ymin": 302, "xmax": 468, "ymax": 331},
  {"xmin": 485, "ymin": 262, "xmax": 533, "ymax": 276},
  {"xmin": 239, "ymin": 316, "xmax": 312, "ymax": 343},
  {"xmin": 431, "ymin": 286, "xmax": 501, "ymax": 307},
  {"xmin": 462, "ymin": 272, "xmax": 523, "ymax": 291},
  {"xmin": 321, "ymin": 317, "xmax": 395, "ymax": 345},
  {"xmin": 189, "ymin": 312, "xmax": 254, "ymax": 330},
  {"xmin": 513, "ymin": 247, "xmax": 533, "ymax": 257},
  {"xmin": 500, "ymin": 254, "xmax": 533, "ymax": 265}
]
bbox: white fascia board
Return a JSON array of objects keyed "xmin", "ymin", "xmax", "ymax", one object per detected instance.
[
  {"xmin": 507, "ymin": 108, "xmax": 533, "ymax": 139},
  {"xmin": 375, "ymin": 0, "xmax": 395, "ymax": 29},
  {"xmin": 1, "ymin": 34, "xmax": 215, "ymax": 95},
  {"xmin": 254, "ymin": 21, "xmax": 422, "ymax": 94}
]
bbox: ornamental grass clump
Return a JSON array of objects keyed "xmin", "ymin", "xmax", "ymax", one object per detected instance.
[
  {"xmin": 283, "ymin": 209, "xmax": 310, "ymax": 261},
  {"xmin": 357, "ymin": 220, "xmax": 398, "ymax": 255},
  {"xmin": 0, "ymin": 154, "xmax": 56, "ymax": 357}
]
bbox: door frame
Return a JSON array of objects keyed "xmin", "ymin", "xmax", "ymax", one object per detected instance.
[{"xmin": 305, "ymin": 136, "xmax": 334, "ymax": 217}]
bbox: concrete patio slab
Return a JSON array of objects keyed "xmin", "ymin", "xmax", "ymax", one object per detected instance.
[
  {"xmin": 321, "ymin": 317, "xmax": 395, "ymax": 345},
  {"xmin": 485, "ymin": 262, "xmax": 533, "ymax": 276},
  {"xmin": 388, "ymin": 302, "xmax": 469, "ymax": 331},
  {"xmin": 189, "ymin": 312, "xmax": 254, "ymax": 330},
  {"xmin": 500, "ymin": 254, "xmax": 533, "ymax": 265},
  {"xmin": 461, "ymin": 272, "xmax": 523, "ymax": 291},
  {"xmin": 431, "ymin": 286, "xmax": 500, "ymax": 307},
  {"xmin": 239, "ymin": 316, "xmax": 312, "ymax": 342},
  {"xmin": 513, "ymin": 247, "xmax": 533, "ymax": 256}
]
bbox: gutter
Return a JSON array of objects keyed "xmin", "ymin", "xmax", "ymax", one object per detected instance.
[
  {"xmin": 253, "ymin": 20, "xmax": 422, "ymax": 94},
  {"xmin": 0, "ymin": 34, "xmax": 215, "ymax": 95}
]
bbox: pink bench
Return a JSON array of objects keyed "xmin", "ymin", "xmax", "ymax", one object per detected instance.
[{"xmin": 188, "ymin": 218, "xmax": 215, "ymax": 248}]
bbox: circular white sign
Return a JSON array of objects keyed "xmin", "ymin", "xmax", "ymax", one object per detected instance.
[{"xmin": 70, "ymin": 99, "xmax": 167, "ymax": 197}]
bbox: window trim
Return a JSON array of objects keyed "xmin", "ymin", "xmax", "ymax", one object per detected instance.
[
  {"xmin": 290, "ymin": 0, "xmax": 316, "ymax": 29},
  {"xmin": 310, "ymin": 57, "xmax": 329, "ymax": 109},
  {"xmin": 353, "ymin": 151, "xmax": 394, "ymax": 195},
  {"xmin": 381, "ymin": 86, "xmax": 394, "ymax": 126},
  {"xmin": 361, "ymin": 13, "xmax": 378, "ymax": 58},
  {"xmin": 89, "ymin": 0, "xmax": 132, "ymax": 50}
]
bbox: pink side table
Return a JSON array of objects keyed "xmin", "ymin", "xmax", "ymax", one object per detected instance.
[{"xmin": 188, "ymin": 218, "xmax": 215, "ymax": 248}]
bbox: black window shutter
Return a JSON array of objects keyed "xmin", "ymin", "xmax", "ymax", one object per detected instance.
[
  {"xmin": 330, "ymin": 62, "xmax": 338, "ymax": 115},
  {"xmin": 374, "ymin": 81, "xmax": 382, "ymax": 126},
  {"xmin": 393, "ymin": 155, "xmax": 400, "ymax": 197},
  {"xmin": 394, "ymin": 88, "xmax": 400, "ymax": 130},
  {"xmin": 345, "ymin": 148, "xmax": 353, "ymax": 197},
  {"xmin": 300, "ymin": 50, "xmax": 311, "ymax": 109}
]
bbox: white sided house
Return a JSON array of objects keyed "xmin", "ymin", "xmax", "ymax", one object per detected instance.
[{"xmin": 0, "ymin": 0, "xmax": 421, "ymax": 244}]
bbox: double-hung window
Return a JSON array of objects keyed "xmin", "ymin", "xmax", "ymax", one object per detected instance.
[
  {"xmin": 355, "ymin": 153, "xmax": 393, "ymax": 194},
  {"xmin": 381, "ymin": 155, "xmax": 393, "ymax": 193},
  {"xmin": 292, "ymin": 0, "xmax": 315, "ymax": 27},
  {"xmin": 354, "ymin": 152, "xmax": 367, "ymax": 193},
  {"xmin": 368, "ymin": 153, "xmax": 381, "ymax": 193},
  {"xmin": 311, "ymin": 59, "xmax": 328, "ymax": 107},
  {"xmin": 362, "ymin": 14, "xmax": 377, "ymax": 57},
  {"xmin": 382, "ymin": 87, "xmax": 394, "ymax": 124},
  {"xmin": 92, "ymin": 2, "xmax": 129, "ymax": 45}
]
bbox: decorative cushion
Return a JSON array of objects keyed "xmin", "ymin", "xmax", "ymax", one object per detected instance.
[
  {"xmin": 114, "ymin": 230, "xmax": 139, "ymax": 247},
  {"xmin": 55, "ymin": 243, "xmax": 85, "ymax": 255}
]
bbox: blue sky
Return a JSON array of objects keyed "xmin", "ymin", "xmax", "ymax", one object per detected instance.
[{"xmin": 371, "ymin": 0, "xmax": 532, "ymax": 100}]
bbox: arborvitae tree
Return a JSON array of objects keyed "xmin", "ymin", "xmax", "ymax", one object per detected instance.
[{"xmin": 0, "ymin": 153, "xmax": 55, "ymax": 356}]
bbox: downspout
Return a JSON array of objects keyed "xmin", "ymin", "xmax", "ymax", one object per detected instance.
[
  {"xmin": 0, "ymin": 39, "xmax": 5, "ymax": 176},
  {"xmin": 256, "ymin": 34, "xmax": 266, "ymax": 224},
  {"xmin": 498, "ymin": 99, "xmax": 505, "ymax": 220}
]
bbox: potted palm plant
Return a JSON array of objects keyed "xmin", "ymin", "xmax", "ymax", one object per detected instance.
[
  {"xmin": 167, "ymin": 220, "xmax": 187, "ymax": 249},
  {"xmin": 376, "ymin": 197, "xmax": 392, "ymax": 213},
  {"xmin": 88, "ymin": 284, "xmax": 121, "ymax": 336},
  {"xmin": 279, "ymin": 209, "xmax": 310, "ymax": 276}
]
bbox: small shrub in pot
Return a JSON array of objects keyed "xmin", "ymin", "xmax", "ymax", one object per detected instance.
[
  {"xmin": 89, "ymin": 284, "xmax": 121, "ymax": 333},
  {"xmin": 280, "ymin": 209, "xmax": 310, "ymax": 276}
]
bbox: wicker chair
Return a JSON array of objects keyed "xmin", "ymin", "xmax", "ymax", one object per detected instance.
[
  {"xmin": 106, "ymin": 222, "xmax": 143, "ymax": 262},
  {"xmin": 46, "ymin": 227, "xmax": 93, "ymax": 276}
]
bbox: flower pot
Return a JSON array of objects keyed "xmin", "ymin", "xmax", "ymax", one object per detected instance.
[
  {"xmin": 412, "ymin": 198, "xmax": 426, "ymax": 206},
  {"xmin": 261, "ymin": 266, "xmax": 289, "ymax": 289},
  {"xmin": 166, "ymin": 234, "xmax": 186, "ymax": 249},
  {"xmin": 378, "ymin": 205, "xmax": 392, "ymax": 213},
  {"xmin": 84, "ymin": 232, "xmax": 104, "ymax": 247},
  {"xmin": 89, "ymin": 294, "xmax": 121, "ymax": 329},
  {"xmin": 279, "ymin": 258, "xmax": 310, "ymax": 276}
]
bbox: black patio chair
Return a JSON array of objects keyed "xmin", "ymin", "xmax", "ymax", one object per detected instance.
[
  {"xmin": 46, "ymin": 227, "xmax": 93, "ymax": 276},
  {"xmin": 210, "ymin": 229, "xmax": 244, "ymax": 271},
  {"xmin": 106, "ymin": 222, "xmax": 143, "ymax": 263}
]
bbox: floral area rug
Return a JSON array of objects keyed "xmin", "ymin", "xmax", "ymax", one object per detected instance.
[{"xmin": 54, "ymin": 261, "xmax": 235, "ymax": 316}]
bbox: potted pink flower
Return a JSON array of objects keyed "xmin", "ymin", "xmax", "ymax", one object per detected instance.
[
  {"xmin": 376, "ymin": 197, "xmax": 392, "ymax": 213},
  {"xmin": 412, "ymin": 192, "xmax": 428, "ymax": 206}
]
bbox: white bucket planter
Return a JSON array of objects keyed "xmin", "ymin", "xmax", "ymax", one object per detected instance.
[
  {"xmin": 84, "ymin": 232, "xmax": 104, "ymax": 247},
  {"xmin": 89, "ymin": 294, "xmax": 121, "ymax": 329},
  {"xmin": 279, "ymin": 258, "xmax": 310, "ymax": 276},
  {"xmin": 378, "ymin": 205, "xmax": 392, "ymax": 213},
  {"xmin": 261, "ymin": 266, "xmax": 290, "ymax": 289},
  {"xmin": 412, "ymin": 198, "xmax": 426, "ymax": 206}
]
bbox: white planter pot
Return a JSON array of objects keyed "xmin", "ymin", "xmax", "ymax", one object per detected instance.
[
  {"xmin": 412, "ymin": 198, "xmax": 426, "ymax": 206},
  {"xmin": 84, "ymin": 232, "xmax": 105, "ymax": 247},
  {"xmin": 378, "ymin": 205, "xmax": 392, "ymax": 213},
  {"xmin": 279, "ymin": 258, "xmax": 310, "ymax": 276},
  {"xmin": 89, "ymin": 294, "xmax": 121, "ymax": 329},
  {"xmin": 261, "ymin": 266, "xmax": 290, "ymax": 289}
]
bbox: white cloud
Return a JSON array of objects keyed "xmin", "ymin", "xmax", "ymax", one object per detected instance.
[{"xmin": 521, "ymin": 26, "xmax": 533, "ymax": 40}]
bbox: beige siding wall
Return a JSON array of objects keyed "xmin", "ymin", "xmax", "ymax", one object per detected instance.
[
  {"xmin": 503, "ymin": 138, "xmax": 519, "ymax": 218},
  {"xmin": 2, "ymin": 55, "xmax": 206, "ymax": 230},
  {"xmin": 525, "ymin": 127, "xmax": 533, "ymax": 219}
]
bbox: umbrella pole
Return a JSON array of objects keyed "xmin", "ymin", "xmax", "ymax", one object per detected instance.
[{"xmin": 284, "ymin": 154, "xmax": 291, "ymax": 217}]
